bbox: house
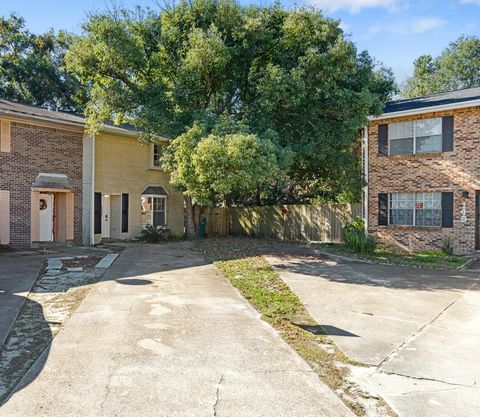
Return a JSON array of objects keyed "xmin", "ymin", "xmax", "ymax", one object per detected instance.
[
  {"xmin": 0, "ymin": 99, "xmax": 184, "ymax": 248},
  {"xmin": 90, "ymin": 130, "xmax": 184, "ymax": 244},
  {"xmin": 365, "ymin": 87, "xmax": 480, "ymax": 255}
]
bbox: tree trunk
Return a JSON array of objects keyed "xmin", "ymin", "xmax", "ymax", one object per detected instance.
[{"xmin": 184, "ymin": 194, "xmax": 196, "ymax": 239}]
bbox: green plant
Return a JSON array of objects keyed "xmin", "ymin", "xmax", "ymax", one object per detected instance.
[
  {"xmin": 343, "ymin": 217, "xmax": 376, "ymax": 255},
  {"xmin": 137, "ymin": 225, "xmax": 172, "ymax": 243},
  {"xmin": 441, "ymin": 237, "xmax": 455, "ymax": 255}
]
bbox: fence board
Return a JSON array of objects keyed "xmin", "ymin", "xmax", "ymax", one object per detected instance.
[{"xmin": 198, "ymin": 203, "xmax": 362, "ymax": 243}]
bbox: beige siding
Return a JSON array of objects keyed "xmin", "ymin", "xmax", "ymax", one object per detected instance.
[{"xmin": 94, "ymin": 133, "xmax": 184, "ymax": 241}]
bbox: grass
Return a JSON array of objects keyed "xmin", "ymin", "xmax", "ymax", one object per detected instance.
[
  {"xmin": 316, "ymin": 243, "xmax": 467, "ymax": 269},
  {"xmin": 0, "ymin": 245, "xmax": 16, "ymax": 253},
  {"xmin": 196, "ymin": 237, "xmax": 395, "ymax": 417}
]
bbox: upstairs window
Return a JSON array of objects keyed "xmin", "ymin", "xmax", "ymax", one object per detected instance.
[
  {"xmin": 152, "ymin": 144, "xmax": 164, "ymax": 168},
  {"xmin": 388, "ymin": 118, "xmax": 442, "ymax": 156}
]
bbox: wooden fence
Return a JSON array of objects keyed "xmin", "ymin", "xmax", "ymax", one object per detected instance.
[{"xmin": 195, "ymin": 203, "xmax": 362, "ymax": 243}]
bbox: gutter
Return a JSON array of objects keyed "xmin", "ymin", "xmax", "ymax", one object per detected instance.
[{"xmin": 369, "ymin": 98, "xmax": 480, "ymax": 121}]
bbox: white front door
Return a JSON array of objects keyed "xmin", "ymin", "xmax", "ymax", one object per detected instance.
[
  {"xmin": 39, "ymin": 193, "xmax": 54, "ymax": 241},
  {"xmin": 101, "ymin": 194, "xmax": 111, "ymax": 238}
]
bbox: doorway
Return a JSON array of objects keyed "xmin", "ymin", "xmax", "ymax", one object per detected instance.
[
  {"xmin": 101, "ymin": 194, "xmax": 110, "ymax": 238},
  {"xmin": 39, "ymin": 193, "xmax": 54, "ymax": 241}
]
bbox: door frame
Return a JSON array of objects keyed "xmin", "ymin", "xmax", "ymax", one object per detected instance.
[
  {"xmin": 101, "ymin": 194, "xmax": 111, "ymax": 238},
  {"xmin": 476, "ymin": 191, "xmax": 480, "ymax": 250}
]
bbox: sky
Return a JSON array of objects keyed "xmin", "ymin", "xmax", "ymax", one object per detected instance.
[{"xmin": 1, "ymin": 0, "xmax": 479, "ymax": 84}]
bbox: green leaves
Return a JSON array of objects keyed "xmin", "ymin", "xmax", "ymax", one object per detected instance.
[
  {"xmin": 0, "ymin": 14, "xmax": 86, "ymax": 111},
  {"xmin": 66, "ymin": 0, "xmax": 395, "ymax": 205},
  {"xmin": 404, "ymin": 35, "xmax": 480, "ymax": 98},
  {"xmin": 163, "ymin": 122, "xmax": 283, "ymax": 206}
]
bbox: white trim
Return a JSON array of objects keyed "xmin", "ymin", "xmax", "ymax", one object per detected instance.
[
  {"xmin": 370, "ymin": 99, "xmax": 480, "ymax": 121},
  {"xmin": 145, "ymin": 195, "xmax": 168, "ymax": 227},
  {"xmin": 363, "ymin": 127, "xmax": 369, "ymax": 233}
]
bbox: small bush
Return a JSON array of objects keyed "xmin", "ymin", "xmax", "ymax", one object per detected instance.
[
  {"xmin": 344, "ymin": 218, "xmax": 376, "ymax": 255},
  {"xmin": 441, "ymin": 237, "xmax": 455, "ymax": 255},
  {"xmin": 137, "ymin": 225, "xmax": 172, "ymax": 243}
]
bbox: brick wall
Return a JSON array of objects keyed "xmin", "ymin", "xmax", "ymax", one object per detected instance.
[
  {"xmin": 0, "ymin": 121, "xmax": 83, "ymax": 246},
  {"xmin": 368, "ymin": 106, "xmax": 480, "ymax": 255}
]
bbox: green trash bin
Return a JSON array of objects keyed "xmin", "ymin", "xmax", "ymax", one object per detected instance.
[{"xmin": 198, "ymin": 217, "xmax": 207, "ymax": 238}]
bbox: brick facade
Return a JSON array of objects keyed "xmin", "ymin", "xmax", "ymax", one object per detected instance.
[
  {"xmin": 367, "ymin": 106, "xmax": 480, "ymax": 255},
  {"xmin": 0, "ymin": 121, "xmax": 83, "ymax": 246}
]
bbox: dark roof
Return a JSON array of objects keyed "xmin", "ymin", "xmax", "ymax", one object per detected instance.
[
  {"xmin": 142, "ymin": 185, "xmax": 168, "ymax": 195},
  {"xmin": 0, "ymin": 98, "xmax": 141, "ymax": 135},
  {"xmin": 383, "ymin": 87, "xmax": 480, "ymax": 114}
]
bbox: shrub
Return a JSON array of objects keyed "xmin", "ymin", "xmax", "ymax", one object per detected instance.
[
  {"xmin": 344, "ymin": 217, "xmax": 376, "ymax": 255},
  {"xmin": 137, "ymin": 225, "xmax": 172, "ymax": 243},
  {"xmin": 441, "ymin": 237, "xmax": 455, "ymax": 255}
]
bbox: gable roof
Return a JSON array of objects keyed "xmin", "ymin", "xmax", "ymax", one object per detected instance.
[
  {"xmin": 372, "ymin": 87, "xmax": 480, "ymax": 120},
  {"xmin": 0, "ymin": 98, "xmax": 151, "ymax": 137}
]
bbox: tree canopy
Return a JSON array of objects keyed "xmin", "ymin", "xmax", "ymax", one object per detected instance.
[
  {"xmin": 0, "ymin": 14, "xmax": 87, "ymax": 112},
  {"xmin": 66, "ymin": 0, "xmax": 395, "ymax": 213},
  {"xmin": 404, "ymin": 35, "xmax": 480, "ymax": 98}
]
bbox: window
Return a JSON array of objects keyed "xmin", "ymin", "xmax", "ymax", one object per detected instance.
[
  {"xmin": 152, "ymin": 144, "xmax": 164, "ymax": 168},
  {"xmin": 389, "ymin": 192, "xmax": 442, "ymax": 227},
  {"xmin": 388, "ymin": 118, "xmax": 442, "ymax": 156},
  {"xmin": 141, "ymin": 196, "xmax": 167, "ymax": 228}
]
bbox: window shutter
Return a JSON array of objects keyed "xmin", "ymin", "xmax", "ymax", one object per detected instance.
[
  {"xmin": 378, "ymin": 193, "xmax": 388, "ymax": 226},
  {"xmin": 121, "ymin": 193, "xmax": 129, "ymax": 233},
  {"xmin": 441, "ymin": 192, "xmax": 454, "ymax": 228},
  {"xmin": 442, "ymin": 116, "xmax": 454, "ymax": 152},
  {"xmin": 378, "ymin": 124, "xmax": 388, "ymax": 155},
  {"xmin": 94, "ymin": 193, "xmax": 101, "ymax": 234},
  {"xmin": 0, "ymin": 120, "xmax": 11, "ymax": 153}
]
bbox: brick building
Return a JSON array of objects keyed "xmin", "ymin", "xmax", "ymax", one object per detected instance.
[
  {"xmin": 365, "ymin": 87, "xmax": 480, "ymax": 255},
  {"xmin": 0, "ymin": 99, "xmax": 184, "ymax": 248}
]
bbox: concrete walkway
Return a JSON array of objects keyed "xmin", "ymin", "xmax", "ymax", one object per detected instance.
[
  {"xmin": 0, "ymin": 253, "xmax": 49, "ymax": 346},
  {"xmin": 1, "ymin": 242, "xmax": 353, "ymax": 417},
  {"xmin": 267, "ymin": 251, "xmax": 480, "ymax": 417}
]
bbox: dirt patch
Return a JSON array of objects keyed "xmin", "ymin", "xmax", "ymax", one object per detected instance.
[{"xmin": 0, "ymin": 253, "xmax": 110, "ymax": 404}]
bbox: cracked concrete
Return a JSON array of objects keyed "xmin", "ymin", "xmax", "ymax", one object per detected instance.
[
  {"xmin": 267, "ymin": 251, "xmax": 480, "ymax": 417},
  {"xmin": 0, "ymin": 242, "xmax": 353, "ymax": 417}
]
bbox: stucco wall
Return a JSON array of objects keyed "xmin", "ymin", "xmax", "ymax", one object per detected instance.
[
  {"xmin": 368, "ymin": 106, "xmax": 480, "ymax": 255},
  {"xmin": 94, "ymin": 133, "xmax": 184, "ymax": 240}
]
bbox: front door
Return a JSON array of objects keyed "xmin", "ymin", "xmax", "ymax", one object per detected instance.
[
  {"xmin": 101, "ymin": 194, "xmax": 110, "ymax": 238},
  {"xmin": 39, "ymin": 193, "xmax": 54, "ymax": 241}
]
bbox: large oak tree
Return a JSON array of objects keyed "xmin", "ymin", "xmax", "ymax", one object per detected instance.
[{"xmin": 66, "ymin": 0, "xmax": 395, "ymax": 237}]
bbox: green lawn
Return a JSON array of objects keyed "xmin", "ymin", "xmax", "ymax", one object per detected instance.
[
  {"xmin": 315, "ymin": 243, "xmax": 468, "ymax": 269},
  {"xmin": 196, "ymin": 237, "xmax": 393, "ymax": 417}
]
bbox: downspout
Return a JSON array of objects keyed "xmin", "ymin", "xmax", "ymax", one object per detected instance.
[
  {"xmin": 363, "ymin": 126, "xmax": 369, "ymax": 234},
  {"xmin": 90, "ymin": 134, "xmax": 95, "ymax": 245}
]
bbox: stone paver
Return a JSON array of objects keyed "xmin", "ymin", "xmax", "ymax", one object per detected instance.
[
  {"xmin": 267, "ymin": 252, "xmax": 480, "ymax": 417},
  {"xmin": 1, "ymin": 243, "xmax": 353, "ymax": 417}
]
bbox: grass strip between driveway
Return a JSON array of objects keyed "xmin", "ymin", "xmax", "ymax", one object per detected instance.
[
  {"xmin": 197, "ymin": 238, "xmax": 395, "ymax": 417},
  {"xmin": 315, "ymin": 243, "xmax": 467, "ymax": 270}
]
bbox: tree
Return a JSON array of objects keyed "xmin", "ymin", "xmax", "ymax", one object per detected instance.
[
  {"xmin": 0, "ymin": 14, "xmax": 86, "ymax": 112},
  {"xmin": 404, "ymin": 35, "xmax": 480, "ymax": 98},
  {"xmin": 66, "ymin": 0, "xmax": 395, "ymax": 237}
]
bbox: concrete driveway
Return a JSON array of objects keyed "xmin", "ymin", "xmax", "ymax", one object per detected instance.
[
  {"xmin": 1, "ymin": 242, "xmax": 353, "ymax": 417},
  {"xmin": 267, "ymin": 252, "xmax": 480, "ymax": 417}
]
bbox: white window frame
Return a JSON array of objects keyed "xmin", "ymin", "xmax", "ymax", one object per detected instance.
[
  {"xmin": 150, "ymin": 143, "xmax": 165, "ymax": 169},
  {"xmin": 388, "ymin": 192, "xmax": 442, "ymax": 227},
  {"xmin": 142, "ymin": 194, "xmax": 167, "ymax": 228},
  {"xmin": 388, "ymin": 117, "xmax": 442, "ymax": 156}
]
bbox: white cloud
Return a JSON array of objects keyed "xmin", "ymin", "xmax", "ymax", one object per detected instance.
[
  {"xmin": 308, "ymin": 0, "xmax": 399, "ymax": 13},
  {"xmin": 461, "ymin": 0, "xmax": 480, "ymax": 5},
  {"xmin": 404, "ymin": 17, "xmax": 447, "ymax": 34}
]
